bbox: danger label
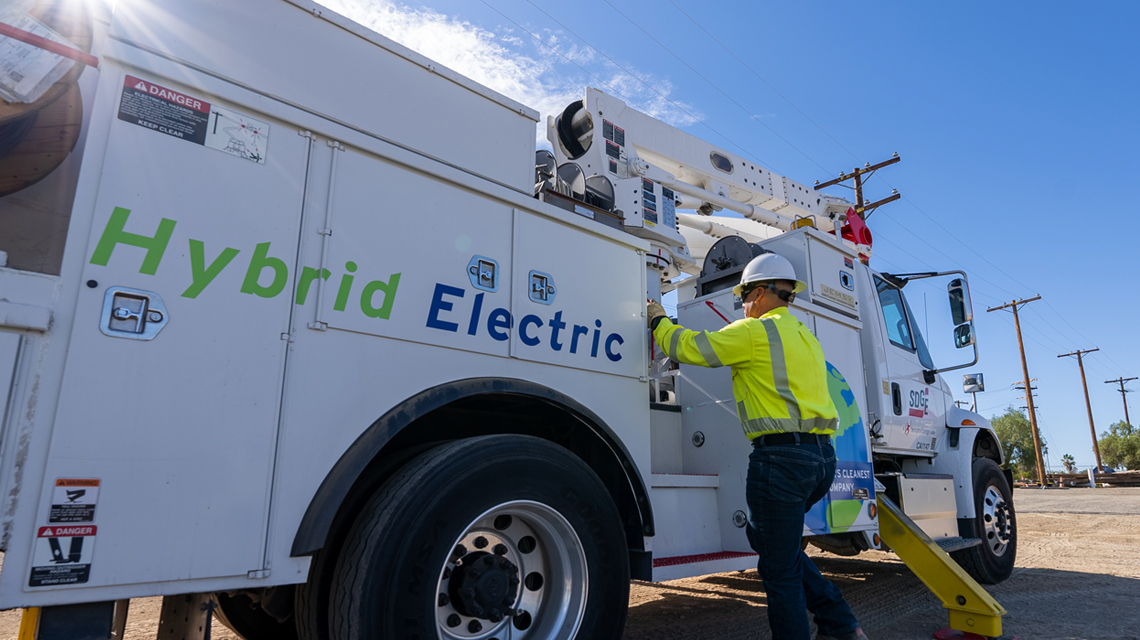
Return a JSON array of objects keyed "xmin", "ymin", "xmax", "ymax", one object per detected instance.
[
  {"xmin": 30, "ymin": 525, "xmax": 97, "ymax": 587},
  {"xmin": 118, "ymin": 75, "xmax": 210, "ymax": 145},
  {"xmin": 50, "ymin": 478, "xmax": 99, "ymax": 524},
  {"xmin": 117, "ymin": 74, "xmax": 269, "ymax": 164}
]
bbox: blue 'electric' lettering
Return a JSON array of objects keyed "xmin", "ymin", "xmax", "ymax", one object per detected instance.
[{"xmin": 425, "ymin": 282, "xmax": 624, "ymax": 362}]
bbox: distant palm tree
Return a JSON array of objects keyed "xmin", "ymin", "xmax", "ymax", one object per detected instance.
[{"xmin": 1062, "ymin": 454, "xmax": 1075, "ymax": 473}]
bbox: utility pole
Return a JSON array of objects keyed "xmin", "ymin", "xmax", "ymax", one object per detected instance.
[
  {"xmin": 988, "ymin": 296, "xmax": 1046, "ymax": 485},
  {"xmin": 1105, "ymin": 376, "xmax": 1136, "ymax": 428},
  {"xmin": 813, "ymin": 154, "xmax": 902, "ymax": 221},
  {"xmin": 1059, "ymin": 348, "xmax": 1102, "ymax": 472},
  {"xmin": 954, "ymin": 400, "xmax": 968, "ymax": 409}
]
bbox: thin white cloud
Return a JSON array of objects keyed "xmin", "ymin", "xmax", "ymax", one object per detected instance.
[{"xmin": 317, "ymin": 0, "xmax": 700, "ymax": 144}]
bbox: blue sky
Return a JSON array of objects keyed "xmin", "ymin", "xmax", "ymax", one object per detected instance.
[{"xmin": 321, "ymin": 0, "xmax": 1139, "ymax": 470}]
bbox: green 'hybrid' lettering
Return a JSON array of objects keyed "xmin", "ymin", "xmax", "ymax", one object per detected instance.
[
  {"xmin": 360, "ymin": 274, "xmax": 401, "ymax": 319},
  {"xmin": 89, "ymin": 207, "xmax": 176, "ymax": 275},
  {"xmin": 241, "ymin": 242, "xmax": 289, "ymax": 298},
  {"xmin": 89, "ymin": 206, "xmax": 401, "ymax": 320},
  {"xmin": 182, "ymin": 240, "xmax": 239, "ymax": 298}
]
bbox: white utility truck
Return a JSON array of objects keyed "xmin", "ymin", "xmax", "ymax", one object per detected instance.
[{"xmin": 0, "ymin": 1, "xmax": 1014, "ymax": 638}]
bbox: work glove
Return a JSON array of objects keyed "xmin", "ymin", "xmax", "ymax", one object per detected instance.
[{"xmin": 647, "ymin": 299, "xmax": 667, "ymax": 330}]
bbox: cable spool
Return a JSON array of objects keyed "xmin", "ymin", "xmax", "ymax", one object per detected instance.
[
  {"xmin": 0, "ymin": 0, "xmax": 93, "ymax": 197},
  {"xmin": 697, "ymin": 236, "xmax": 767, "ymax": 297},
  {"xmin": 584, "ymin": 174, "xmax": 615, "ymax": 212},
  {"xmin": 556, "ymin": 162, "xmax": 586, "ymax": 201},
  {"xmin": 554, "ymin": 100, "xmax": 593, "ymax": 160}
]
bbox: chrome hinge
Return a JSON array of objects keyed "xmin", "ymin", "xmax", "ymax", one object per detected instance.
[
  {"xmin": 317, "ymin": 227, "xmax": 332, "ymax": 236},
  {"xmin": 247, "ymin": 569, "xmax": 271, "ymax": 579},
  {"xmin": 297, "ymin": 130, "xmax": 315, "ymax": 139},
  {"xmin": 308, "ymin": 321, "xmax": 328, "ymax": 331},
  {"xmin": 280, "ymin": 332, "xmax": 295, "ymax": 343},
  {"xmin": 327, "ymin": 140, "xmax": 343, "ymax": 151}
]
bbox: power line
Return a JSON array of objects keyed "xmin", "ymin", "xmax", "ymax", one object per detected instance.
[
  {"xmin": 665, "ymin": 0, "xmax": 865, "ymax": 164},
  {"xmin": 660, "ymin": 3, "xmax": 1095, "ymax": 334},
  {"xmin": 665, "ymin": 2, "xmax": 1041, "ymax": 300},
  {"xmin": 598, "ymin": 0, "xmax": 830, "ymax": 174},
  {"xmin": 504, "ymin": 0, "xmax": 781, "ymax": 175},
  {"xmin": 499, "ymin": 0, "xmax": 1118, "ymax": 388},
  {"xmin": 471, "ymin": 2, "xmax": 661, "ymax": 119}
]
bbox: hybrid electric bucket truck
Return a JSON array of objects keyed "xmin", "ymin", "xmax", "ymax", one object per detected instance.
[{"xmin": 0, "ymin": 0, "xmax": 1013, "ymax": 638}]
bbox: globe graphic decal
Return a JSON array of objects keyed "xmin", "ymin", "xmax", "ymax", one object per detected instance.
[
  {"xmin": 804, "ymin": 362, "xmax": 873, "ymax": 534},
  {"xmin": 827, "ymin": 361, "xmax": 864, "ymax": 438}
]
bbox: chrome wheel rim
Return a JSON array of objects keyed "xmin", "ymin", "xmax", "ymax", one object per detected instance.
[
  {"xmin": 981, "ymin": 485, "xmax": 1012, "ymax": 556},
  {"xmin": 435, "ymin": 500, "xmax": 588, "ymax": 640}
]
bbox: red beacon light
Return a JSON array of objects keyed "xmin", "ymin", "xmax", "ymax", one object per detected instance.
[{"xmin": 829, "ymin": 207, "xmax": 873, "ymax": 264}]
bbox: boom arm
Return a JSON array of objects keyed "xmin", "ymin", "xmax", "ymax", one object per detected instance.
[{"xmin": 547, "ymin": 88, "xmax": 853, "ymax": 238}]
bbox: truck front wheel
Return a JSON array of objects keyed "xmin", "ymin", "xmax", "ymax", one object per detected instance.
[
  {"xmin": 951, "ymin": 457, "xmax": 1017, "ymax": 584},
  {"xmin": 329, "ymin": 435, "xmax": 630, "ymax": 640}
]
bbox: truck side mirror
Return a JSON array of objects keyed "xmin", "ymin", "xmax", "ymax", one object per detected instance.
[
  {"xmin": 948, "ymin": 278, "xmax": 972, "ymax": 326},
  {"xmin": 954, "ymin": 323, "xmax": 975, "ymax": 349}
]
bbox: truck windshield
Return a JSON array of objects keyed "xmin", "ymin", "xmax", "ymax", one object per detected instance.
[{"xmin": 875, "ymin": 276, "xmax": 935, "ymax": 370}]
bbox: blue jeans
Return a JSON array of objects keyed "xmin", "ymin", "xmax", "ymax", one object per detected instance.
[{"xmin": 746, "ymin": 441, "xmax": 859, "ymax": 640}]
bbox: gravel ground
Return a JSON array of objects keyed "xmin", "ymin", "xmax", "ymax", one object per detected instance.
[{"xmin": 1, "ymin": 487, "xmax": 1137, "ymax": 639}]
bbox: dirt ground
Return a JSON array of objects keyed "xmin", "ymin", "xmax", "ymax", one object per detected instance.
[{"xmin": 1, "ymin": 487, "xmax": 1137, "ymax": 639}]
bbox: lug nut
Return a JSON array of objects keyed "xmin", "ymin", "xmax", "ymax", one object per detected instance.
[
  {"xmin": 454, "ymin": 544, "xmax": 467, "ymax": 558},
  {"xmin": 447, "ymin": 614, "xmax": 461, "ymax": 628},
  {"xmin": 438, "ymin": 593, "xmax": 449, "ymax": 607},
  {"xmin": 474, "ymin": 536, "xmax": 489, "ymax": 549},
  {"xmin": 468, "ymin": 620, "xmax": 483, "ymax": 633},
  {"xmin": 493, "ymin": 543, "xmax": 508, "ymax": 555},
  {"xmin": 489, "ymin": 608, "xmax": 504, "ymax": 622}
]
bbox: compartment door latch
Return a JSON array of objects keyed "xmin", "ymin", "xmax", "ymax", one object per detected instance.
[{"xmin": 100, "ymin": 286, "xmax": 168, "ymax": 340}]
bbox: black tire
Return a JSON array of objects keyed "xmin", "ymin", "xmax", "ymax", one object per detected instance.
[
  {"xmin": 295, "ymin": 443, "xmax": 436, "ymax": 640},
  {"xmin": 329, "ymin": 434, "xmax": 630, "ymax": 640},
  {"xmin": 950, "ymin": 458, "xmax": 1017, "ymax": 584},
  {"xmin": 294, "ymin": 549, "xmax": 333, "ymax": 640},
  {"xmin": 213, "ymin": 591, "xmax": 299, "ymax": 640}
]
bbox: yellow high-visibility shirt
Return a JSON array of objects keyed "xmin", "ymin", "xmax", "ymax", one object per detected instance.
[{"xmin": 653, "ymin": 307, "xmax": 838, "ymax": 440}]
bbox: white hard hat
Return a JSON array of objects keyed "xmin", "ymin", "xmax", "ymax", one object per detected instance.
[{"xmin": 732, "ymin": 253, "xmax": 807, "ymax": 298}]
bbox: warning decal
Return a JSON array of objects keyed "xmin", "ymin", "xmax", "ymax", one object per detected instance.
[
  {"xmin": 117, "ymin": 74, "xmax": 270, "ymax": 164},
  {"xmin": 118, "ymin": 75, "xmax": 210, "ymax": 145},
  {"xmin": 205, "ymin": 105, "xmax": 269, "ymax": 164},
  {"xmin": 30, "ymin": 525, "xmax": 97, "ymax": 587},
  {"xmin": 49, "ymin": 478, "xmax": 100, "ymax": 524}
]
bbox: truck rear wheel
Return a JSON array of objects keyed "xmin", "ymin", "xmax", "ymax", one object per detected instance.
[
  {"xmin": 329, "ymin": 435, "xmax": 630, "ymax": 640},
  {"xmin": 951, "ymin": 457, "xmax": 1016, "ymax": 584}
]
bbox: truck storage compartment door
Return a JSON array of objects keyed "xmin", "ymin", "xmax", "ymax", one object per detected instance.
[
  {"xmin": 37, "ymin": 68, "xmax": 310, "ymax": 587},
  {"xmin": 509, "ymin": 213, "xmax": 644, "ymax": 379}
]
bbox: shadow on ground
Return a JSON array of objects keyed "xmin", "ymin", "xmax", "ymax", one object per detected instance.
[{"xmin": 624, "ymin": 555, "xmax": 1140, "ymax": 640}]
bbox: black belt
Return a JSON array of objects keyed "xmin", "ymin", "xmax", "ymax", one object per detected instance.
[{"xmin": 752, "ymin": 432, "xmax": 832, "ymax": 447}]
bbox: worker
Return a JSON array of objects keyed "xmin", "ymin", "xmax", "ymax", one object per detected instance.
[{"xmin": 647, "ymin": 253, "xmax": 866, "ymax": 640}]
